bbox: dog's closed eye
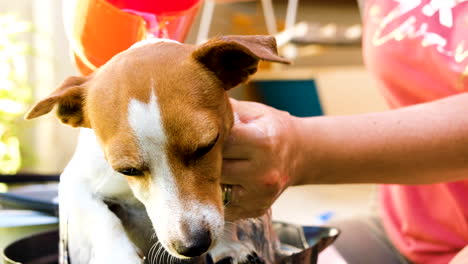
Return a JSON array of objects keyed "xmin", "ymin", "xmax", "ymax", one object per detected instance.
[
  {"xmin": 191, "ymin": 133, "xmax": 220, "ymax": 160},
  {"xmin": 117, "ymin": 167, "xmax": 144, "ymax": 176}
]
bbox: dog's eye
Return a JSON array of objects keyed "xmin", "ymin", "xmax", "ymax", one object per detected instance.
[
  {"xmin": 118, "ymin": 168, "xmax": 144, "ymax": 176},
  {"xmin": 192, "ymin": 133, "xmax": 219, "ymax": 159}
]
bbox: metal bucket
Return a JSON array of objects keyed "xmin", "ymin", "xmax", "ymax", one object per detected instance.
[
  {"xmin": 2, "ymin": 230, "xmax": 58, "ymax": 264},
  {"xmin": 2, "ymin": 224, "xmax": 338, "ymax": 264}
]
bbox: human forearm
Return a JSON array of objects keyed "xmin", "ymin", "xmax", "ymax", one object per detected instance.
[
  {"xmin": 294, "ymin": 93, "xmax": 468, "ymax": 185},
  {"xmin": 221, "ymin": 95, "xmax": 468, "ymax": 219}
]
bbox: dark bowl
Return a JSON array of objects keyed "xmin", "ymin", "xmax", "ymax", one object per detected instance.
[
  {"xmin": 0, "ymin": 180, "xmax": 339, "ymax": 264},
  {"xmin": 2, "ymin": 230, "xmax": 58, "ymax": 264},
  {"xmin": 2, "ymin": 223, "xmax": 339, "ymax": 264}
]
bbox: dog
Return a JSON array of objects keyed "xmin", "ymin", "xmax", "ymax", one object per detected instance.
[{"xmin": 25, "ymin": 35, "xmax": 290, "ymax": 264}]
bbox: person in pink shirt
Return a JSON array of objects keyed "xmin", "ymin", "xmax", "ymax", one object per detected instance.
[{"xmin": 221, "ymin": 0, "xmax": 468, "ymax": 263}]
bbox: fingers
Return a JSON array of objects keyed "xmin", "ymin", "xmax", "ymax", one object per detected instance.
[
  {"xmin": 222, "ymin": 132, "xmax": 255, "ymax": 159},
  {"xmin": 222, "ymin": 145, "xmax": 252, "ymax": 159},
  {"xmin": 223, "ymin": 117, "xmax": 270, "ymax": 159},
  {"xmin": 224, "ymin": 187, "xmax": 267, "ymax": 221},
  {"xmin": 229, "ymin": 98, "xmax": 273, "ymax": 123},
  {"xmin": 221, "ymin": 159, "xmax": 253, "ymax": 184},
  {"xmin": 222, "ymin": 98, "xmax": 291, "ymax": 220},
  {"xmin": 225, "ymin": 206, "xmax": 266, "ymax": 221},
  {"xmin": 222, "ymin": 121, "xmax": 267, "ymax": 161}
]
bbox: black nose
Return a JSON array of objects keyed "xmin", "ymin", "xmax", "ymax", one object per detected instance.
[{"xmin": 173, "ymin": 230, "xmax": 212, "ymax": 257}]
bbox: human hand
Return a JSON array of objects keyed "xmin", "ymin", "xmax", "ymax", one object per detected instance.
[{"xmin": 222, "ymin": 99, "xmax": 300, "ymax": 221}]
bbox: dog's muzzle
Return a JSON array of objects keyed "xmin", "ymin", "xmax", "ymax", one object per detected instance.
[{"xmin": 222, "ymin": 184, "xmax": 232, "ymax": 206}]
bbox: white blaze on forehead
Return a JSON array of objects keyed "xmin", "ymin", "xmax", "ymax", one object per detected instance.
[
  {"xmin": 127, "ymin": 83, "xmax": 223, "ymax": 255},
  {"xmin": 130, "ymin": 37, "xmax": 181, "ymax": 50},
  {"xmin": 127, "ymin": 88, "xmax": 180, "ymax": 236},
  {"xmin": 128, "ymin": 90, "xmax": 166, "ymax": 146},
  {"xmin": 127, "ymin": 88, "xmax": 174, "ymax": 200}
]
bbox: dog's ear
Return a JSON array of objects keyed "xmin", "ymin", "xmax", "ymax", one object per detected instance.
[
  {"xmin": 25, "ymin": 76, "xmax": 90, "ymax": 128},
  {"xmin": 193, "ymin": 35, "xmax": 290, "ymax": 89}
]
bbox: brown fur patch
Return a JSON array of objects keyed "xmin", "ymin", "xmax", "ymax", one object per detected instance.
[
  {"xmin": 193, "ymin": 35, "xmax": 290, "ymax": 89},
  {"xmin": 25, "ymin": 76, "xmax": 90, "ymax": 127}
]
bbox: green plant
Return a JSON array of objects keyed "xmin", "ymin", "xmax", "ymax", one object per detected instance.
[{"xmin": 0, "ymin": 14, "xmax": 32, "ymax": 174}]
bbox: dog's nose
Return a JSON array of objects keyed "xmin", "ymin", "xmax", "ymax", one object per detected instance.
[{"xmin": 172, "ymin": 230, "xmax": 212, "ymax": 257}]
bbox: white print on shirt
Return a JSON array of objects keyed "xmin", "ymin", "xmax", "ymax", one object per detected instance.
[
  {"xmin": 422, "ymin": 0, "xmax": 459, "ymax": 27},
  {"xmin": 371, "ymin": 0, "xmax": 467, "ymax": 65}
]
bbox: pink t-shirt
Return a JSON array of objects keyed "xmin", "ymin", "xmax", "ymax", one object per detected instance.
[{"xmin": 362, "ymin": 0, "xmax": 468, "ymax": 263}]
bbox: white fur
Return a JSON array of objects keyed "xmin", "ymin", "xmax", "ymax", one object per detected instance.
[
  {"xmin": 127, "ymin": 88, "xmax": 223, "ymax": 258},
  {"xmin": 60, "ymin": 129, "xmax": 142, "ymax": 264}
]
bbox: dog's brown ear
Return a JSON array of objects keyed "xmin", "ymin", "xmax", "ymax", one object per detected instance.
[
  {"xmin": 193, "ymin": 35, "xmax": 290, "ymax": 89},
  {"xmin": 25, "ymin": 76, "xmax": 90, "ymax": 128}
]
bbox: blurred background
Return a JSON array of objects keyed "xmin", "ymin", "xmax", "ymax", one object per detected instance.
[{"xmin": 0, "ymin": 0, "xmax": 389, "ymax": 258}]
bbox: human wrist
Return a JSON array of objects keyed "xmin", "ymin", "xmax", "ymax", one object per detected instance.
[
  {"xmin": 283, "ymin": 114, "xmax": 302, "ymax": 187},
  {"xmin": 287, "ymin": 115, "xmax": 309, "ymax": 186},
  {"xmin": 288, "ymin": 115, "xmax": 328, "ymax": 186}
]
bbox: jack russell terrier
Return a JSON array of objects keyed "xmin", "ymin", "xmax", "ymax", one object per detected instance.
[{"xmin": 26, "ymin": 35, "xmax": 290, "ymax": 264}]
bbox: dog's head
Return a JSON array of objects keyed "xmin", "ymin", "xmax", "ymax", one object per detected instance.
[{"xmin": 26, "ymin": 35, "xmax": 289, "ymax": 259}]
